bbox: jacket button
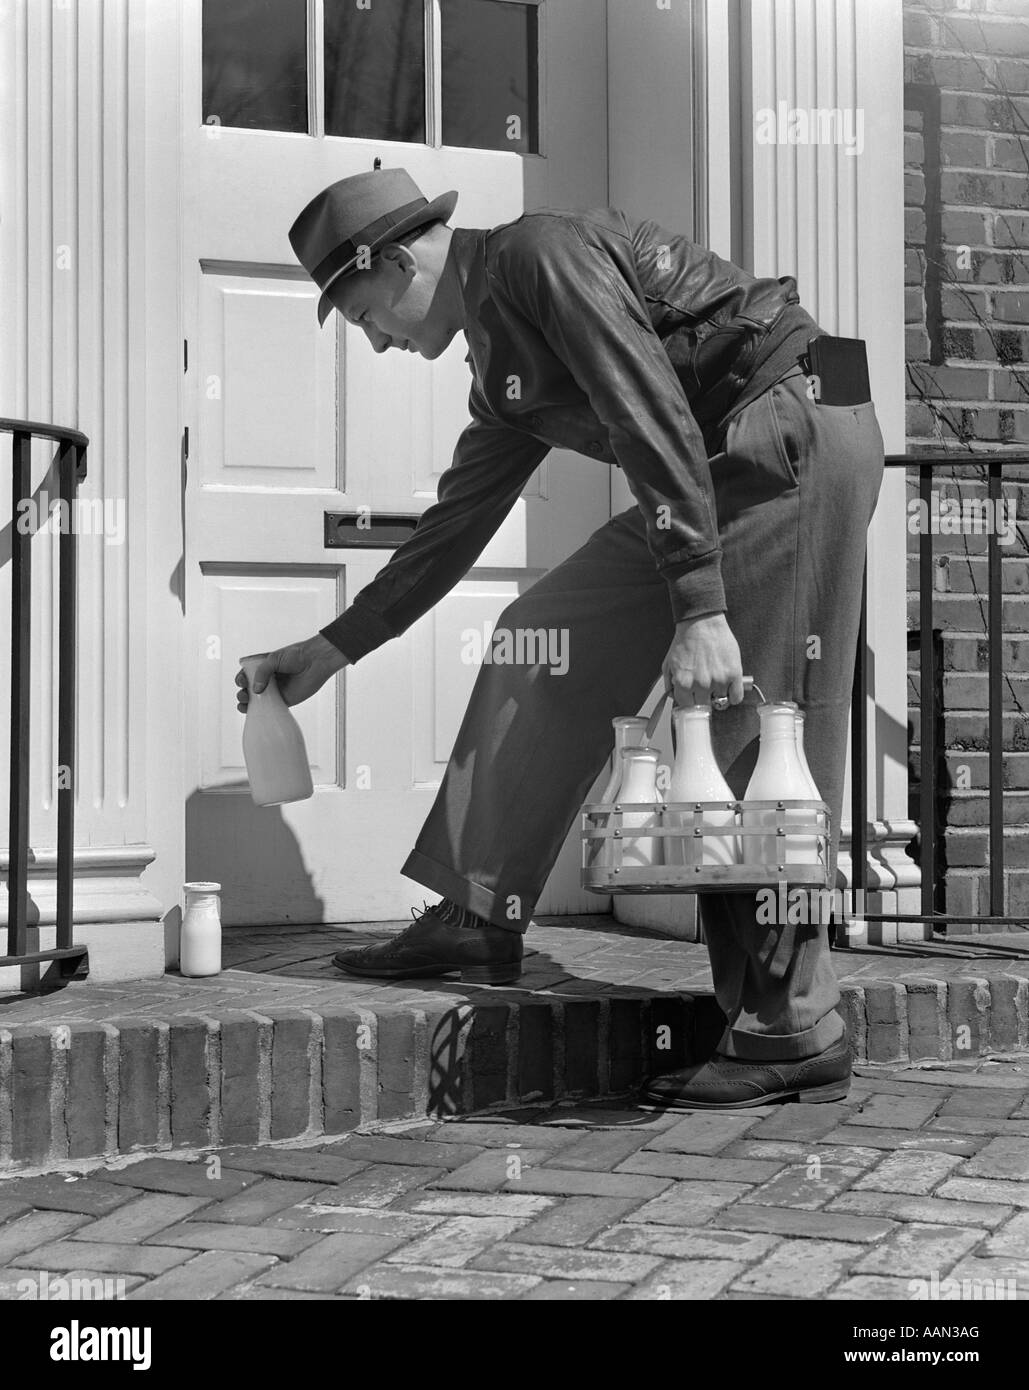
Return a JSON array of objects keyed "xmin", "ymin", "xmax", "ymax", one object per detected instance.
[
  {"xmin": 527, "ymin": 414, "xmax": 541, "ymax": 429},
  {"xmin": 587, "ymin": 439, "xmax": 604, "ymax": 454}
]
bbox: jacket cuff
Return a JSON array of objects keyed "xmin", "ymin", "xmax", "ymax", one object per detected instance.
[
  {"xmin": 663, "ymin": 550, "xmax": 727, "ymax": 623},
  {"xmin": 319, "ymin": 604, "xmax": 395, "ymax": 664}
]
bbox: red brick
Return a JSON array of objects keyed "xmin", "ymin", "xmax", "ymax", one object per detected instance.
[
  {"xmin": 256, "ymin": 1232, "xmax": 405, "ymax": 1291},
  {"xmin": 70, "ymin": 1192, "xmax": 210, "ymax": 1243},
  {"xmin": 541, "ymin": 1128, "xmax": 652, "ymax": 1172},
  {"xmin": 988, "ymin": 976, "xmax": 1025, "ymax": 1049},
  {"xmin": 167, "ymin": 1016, "xmax": 211, "ymax": 1149},
  {"xmin": 862, "ymin": 982, "xmax": 909, "ymax": 1063},
  {"xmin": 620, "ymin": 1181, "xmax": 742, "ymax": 1226},
  {"xmin": 318, "ymin": 1007, "xmax": 364, "ymax": 1133},
  {"xmin": 430, "ymin": 1149, "xmax": 553, "ymax": 1193},
  {"xmin": 643, "ymin": 1112, "xmax": 762, "ymax": 1155},
  {"xmin": 324, "ymin": 1134, "xmax": 482, "ymax": 1169},
  {"xmin": 994, "ymin": 291, "xmax": 1029, "ymax": 323},
  {"xmin": 385, "ymin": 1214, "xmax": 526, "ymax": 1267},
  {"xmin": 202, "ymin": 1177, "xmax": 322, "ymax": 1223},
  {"xmin": 561, "ymin": 999, "xmax": 601, "ymax": 1095},
  {"xmin": 523, "ymin": 1278, "xmax": 630, "ymax": 1299},
  {"xmin": 26, "ymin": 1238, "xmax": 194, "ymax": 1276},
  {"xmin": 114, "ymin": 1020, "xmax": 161, "ymax": 1152},
  {"xmin": 939, "ymin": 15, "xmax": 1029, "ymax": 58},
  {"xmin": 618, "ymin": 1151, "xmax": 782, "ymax": 1184},
  {"xmin": 64, "ymin": 1023, "xmax": 108, "ymax": 1160},
  {"xmin": 960, "ymin": 1135, "xmax": 1029, "ymax": 1180},
  {"xmin": 266, "ymin": 1008, "xmax": 314, "ymax": 1139},
  {"xmin": 513, "ymin": 1196, "xmax": 645, "ymax": 1247},
  {"xmin": 830, "ymin": 1190, "xmax": 1011, "ymax": 1228},
  {"xmin": 129, "ymin": 1250, "xmax": 277, "ymax": 1299},
  {"xmin": 102, "ymin": 1157, "xmax": 258, "ymax": 1198},
  {"xmin": 319, "ymin": 1163, "xmax": 443, "ymax": 1207},
  {"xmin": 517, "ymin": 1003, "xmax": 555, "ymax": 1102},
  {"xmin": 938, "ymin": 1176, "xmax": 1029, "ymax": 1206},
  {"xmin": 718, "ymin": 1205, "xmax": 896, "ymax": 1242},
  {"xmin": 216, "ymin": 1145, "xmax": 368, "ymax": 1184},
  {"xmin": 0, "ymin": 1210, "xmax": 91, "ymax": 1264},
  {"xmin": 941, "ymin": 170, "xmax": 1029, "ymax": 209},
  {"xmin": 468, "ymin": 1005, "xmax": 511, "ymax": 1108},
  {"xmin": 375, "ymin": 1009, "xmax": 417, "ymax": 1122},
  {"xmin": 339, "ymin": 1263, "xmax": 540, "ymax": 1299},
  {"xmin": 218, "ymin": 1015, "xmax": 262, "ymax": 1145},
  {"xmin": 941, "ymin": 208, "xmax": 990, "ymax": 245},
  {"xmin": 149, "ymin": 1219, "xmax": 328, "ymax": 1259},
  {"xmin": 470, "ymin": 1240, "xmax": 661, "ymax": 1284},
  {"xmin": 734, "ymin": 1237, "xmax": 858, "ymax": 1296},
  {"xmin": 10, "ymin": 1028, "xmax": 54, "ymax": 1164},
  {"xmin": 941, "ymin": 131, "xmax": 990, "ymax": 168},
  {"xmin": 853, "ymin": 1220, "xmax": 985, "ymax": 1277},
  {"xmin": 606, "ymin": 997, "xmax": 646, "ymax": 1092},
  {"xmin": 0, "ymin": 1174, "xmax": 140, "ymax": 1216},
  {"xmin": 823, "ymin": 1126, "xmax": 981, "ymax": 1156}
]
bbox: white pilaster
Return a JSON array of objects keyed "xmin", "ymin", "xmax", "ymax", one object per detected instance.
[{"xmin": 0, "ymin": 0, "xmax": 185, "ymax": 983}]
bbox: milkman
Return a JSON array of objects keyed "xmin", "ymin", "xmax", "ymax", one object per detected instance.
[{"xmin": 236, "ymin": 167, "xmax": 885, "ymax": 1109}]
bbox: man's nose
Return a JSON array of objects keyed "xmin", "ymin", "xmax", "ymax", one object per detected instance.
[{"xmin": 363, "ymin": 323, "xmax": 391, "ymax": 353}]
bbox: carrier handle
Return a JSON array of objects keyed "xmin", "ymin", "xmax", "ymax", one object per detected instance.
[{"xmin": 643, "ymin": 677, "xmax": 764, "ymax": 743}]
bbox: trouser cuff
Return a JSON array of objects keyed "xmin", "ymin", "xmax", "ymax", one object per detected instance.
[
  {"xmin": 401, "ymin": 850, "xmax": 529, "ymax": 935},
  {"xmin": 719, "ymin": 1009, "xmax": 845, "ymax": 1062}
]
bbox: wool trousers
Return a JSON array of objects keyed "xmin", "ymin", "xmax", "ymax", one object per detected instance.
[{"xmin": 402, "ymin": 367, "xmax": 885, "ymax": 1060}]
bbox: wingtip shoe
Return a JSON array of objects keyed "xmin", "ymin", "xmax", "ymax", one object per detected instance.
[
  {"xmin": 332, "ymin": 899, "xmax": 523, "ymax": 985},
  {"xmin": 642, "ymin": 1032, "xmax": 852, "ymax": 1110}
]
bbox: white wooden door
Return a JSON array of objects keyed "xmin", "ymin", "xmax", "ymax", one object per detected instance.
[{"xmin": 182, "ymin": 0, "xmax": 611, "ymax": 923}]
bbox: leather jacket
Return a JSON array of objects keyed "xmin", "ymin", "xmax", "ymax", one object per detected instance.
[{"xmin": 321, "ymin": 207, "xmax": 816, "ymax": 662}]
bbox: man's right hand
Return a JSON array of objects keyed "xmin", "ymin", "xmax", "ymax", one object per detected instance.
[{"xmin": 236, "ymin": 634, "xmax": 349, "ymax": 713}]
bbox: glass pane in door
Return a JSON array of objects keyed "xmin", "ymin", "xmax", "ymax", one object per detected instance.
[
  {"xmin": 202, "ymin": 0, "xmax": 308, "ymax": 132},
  {"xmin": 324, "ymin": 0, "xmax": 426, "ymax": 143},
  {"xmin": 441, "ymin": 0, "xmax": 539, "ymax": 152}
]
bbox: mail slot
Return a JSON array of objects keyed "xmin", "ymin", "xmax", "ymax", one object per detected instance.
[{"xmin": 324, "ymin": 511, "xmax": 419, "ymax": 549}]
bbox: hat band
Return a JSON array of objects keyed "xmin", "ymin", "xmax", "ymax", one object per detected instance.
[{"xmin": 310, "ymin": 197, "xmax": 430, "ymax": 288}]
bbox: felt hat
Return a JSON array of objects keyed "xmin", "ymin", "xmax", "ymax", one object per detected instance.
[{"xmin": 288, "ymin": 167, "xmax": 458, "ymax": 326}]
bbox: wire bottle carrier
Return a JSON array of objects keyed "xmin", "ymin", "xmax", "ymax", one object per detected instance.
[{"xmin": 581, "ymin": 682, "xmax": 831, "ymax": 895}]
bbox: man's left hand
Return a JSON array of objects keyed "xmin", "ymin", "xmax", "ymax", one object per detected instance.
[{"xmin": 662, "ymin": 612, "xmax": 745, "ymax": 707}]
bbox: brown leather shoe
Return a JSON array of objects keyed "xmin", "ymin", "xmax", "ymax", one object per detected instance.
[
  {"xmin": 642, "ymin": 1033, "xmax": 852, "ymax": 1110},
  {"xmin": 332, "ymin": 901, "xmax": 523, "ymax": 985}
]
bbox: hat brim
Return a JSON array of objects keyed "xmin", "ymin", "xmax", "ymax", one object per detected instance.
[{"xmin": 316, "ymin": 189, "xmax": 459, "ymax": 327}]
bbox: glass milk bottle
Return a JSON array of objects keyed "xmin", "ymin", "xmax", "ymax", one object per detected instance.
[
  {"xmin": 742, "ymin": 702, "xmax": 819, "ymax": 869},
  {"xmin": 615, "ymin": 746, "xmax": 663, "ymax": 869},
  {"xmin": 666, "ymin": 705, "xmax": 739, "ymax": 868},
  {"xmin": 240, "ymin": 654, "xmax": 314, "ymax": 806},
  {"xmin": 180, "ymin": 882, "xmax": 222, "ymax": 977},
  {"xmin": 794, "ymin": 710, "xmax": 820, "ymax": 799},
  {"xmin": 588, "ymin": 716, "xmax": 649, "ymax": 868}
]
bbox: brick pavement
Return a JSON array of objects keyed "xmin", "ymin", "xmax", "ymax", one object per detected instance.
[
  {"xmin": 0, "ymin": 1057, "xmax": 1026, "ymax": 1301},
  {"xmin": 2, "ymin": 917, "xmax": 1029, "ymax": 1170}
]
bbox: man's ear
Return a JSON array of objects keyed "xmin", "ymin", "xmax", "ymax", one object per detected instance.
[{"xmin": 379, "ymin": 241, "xmax": 417, "ymax": 276}]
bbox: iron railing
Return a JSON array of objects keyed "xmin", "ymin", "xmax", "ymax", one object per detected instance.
[
  {"xmin": 850, "ymin": 450, "xmax": 1029, "ymax": 931},
  {"xmin": 2, "ymin": 418, "xmax": 90, "ymax": 986}
]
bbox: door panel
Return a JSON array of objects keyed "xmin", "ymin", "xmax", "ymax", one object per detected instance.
[{"xmin": 183, "ymin": 0, "xmax": 611, "ymax": 923}]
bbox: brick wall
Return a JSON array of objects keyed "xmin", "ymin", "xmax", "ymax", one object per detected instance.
[{"xmin": 903, "ymin": 0, "xmax": 1029, "ymax": 925}]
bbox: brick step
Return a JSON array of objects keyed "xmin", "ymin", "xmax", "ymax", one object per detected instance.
[
  {"xmin": 908, "ymin": 710, "xmax": 1029, "ymax": 751},
  {"xmin": 2, "ymin": 975, "xmax": 1027, "ymax": 1174},
  {"xmin": 907, "ymin": 525, "xmax": 1029, "ymax": 556},
  {"xmin": 908, "ymin": 635, "xmax": 1029, "ymax": 674},
  {"xmin": 942, "ymin": 868, "xmax": 1029, "ymax": 922},
  {"xmin": 907, "ymin": 672, "xmax": 1029, "ymax": 706},
  {"xmin": 942, "ymin": 826, "xmax": 1029, "ymax": 868},
  {"xmin": 907, "ymin": 595, "xmax": 1029, "ymax": 631},
  {"xmin": 909, "ymin": 790, "xmax": 1029, "ymax": 827},
  {"xmin": 910, "ymin": 750, "xmax": 1029, "ymax": 788},
  {"xmin": 907, "ymin": 555, "xmax": 1029, "ymax": 595}
]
